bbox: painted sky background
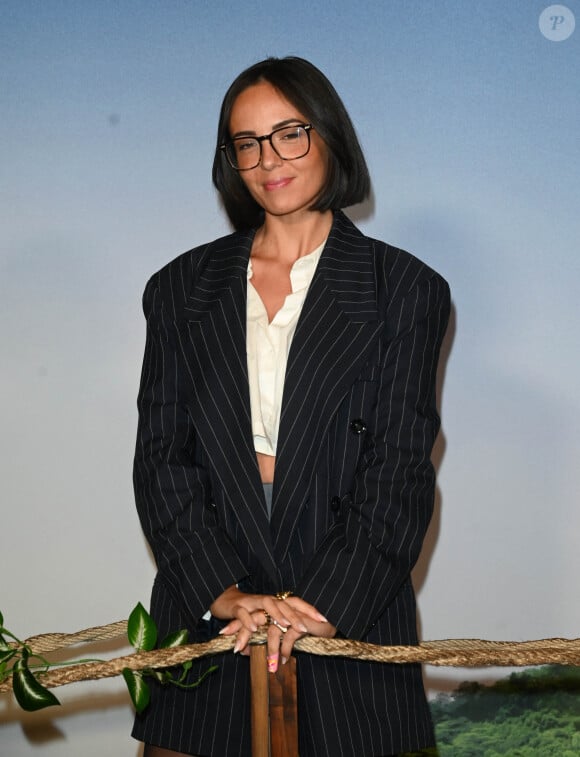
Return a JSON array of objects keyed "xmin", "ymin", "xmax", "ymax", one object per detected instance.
[{"xmin": 1, "ymin": 1, "xmax": 579, "ymax": 754}]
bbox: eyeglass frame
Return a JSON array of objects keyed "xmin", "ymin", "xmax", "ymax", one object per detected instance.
[{"xmin": 220, "ymin": 123, "xmax": 314, "ymax": 171}]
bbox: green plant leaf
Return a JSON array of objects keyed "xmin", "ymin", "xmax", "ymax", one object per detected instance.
[
  {"xmin": 0, "ymin": 633, "xmax": 9, "ymax": 652},
  {"xmin": 127, "ymin": 603, "xmax": 157, "ymax": 651},
  {"xmin": 177, "ymin": 660, "xmax": 193, "ymax": 683},
  {"xmin": 12, "ymin": 655, "xmax": 60, "ymax": 711},
  {"xmin": 0, "ymin": 610, "xmax": 4, "ymax": 626},
  {"xmin": 122, "ymin": 668, "xmax": 151, "ymax": 713},
  {"xmin": 0, "ymin": 648, "xmax": 16, "ymax": 666},
  {"xmin": 160, "ymin": 629, "xmax": 189, "ymax": 648}
]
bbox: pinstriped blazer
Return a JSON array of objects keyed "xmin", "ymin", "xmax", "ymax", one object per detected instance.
[{"xmin": 133, "ymin": 210, "xmax": 450, "ymax": 756}]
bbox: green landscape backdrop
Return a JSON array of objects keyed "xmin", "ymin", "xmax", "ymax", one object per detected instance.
[{"xmin": 402, "ymin": 666, "xmax": 580, "ymax": 756}]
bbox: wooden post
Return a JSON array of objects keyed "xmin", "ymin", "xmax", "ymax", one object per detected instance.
[
  {"xmin": 250, "ymin": 644, "xmax": 300, "ymax": 756},
  {"xmin": 250, "ymin": 643, "xmax": 270, "ymax": 757},
  {"xmin": 269, "ymin": 656, "xmax": 299, "ymax": 757}
]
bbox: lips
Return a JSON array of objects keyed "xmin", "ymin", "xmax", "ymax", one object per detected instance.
[{"xmin": 263, "ymin": 177, "xmax": 293, "ymax": 191}]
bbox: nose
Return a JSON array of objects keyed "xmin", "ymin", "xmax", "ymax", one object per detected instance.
[{"xmin": 259, "ymin": 137, "xmax": 283, "ymax": 170}]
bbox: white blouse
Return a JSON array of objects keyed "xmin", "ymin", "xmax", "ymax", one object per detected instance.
[{"xmin": 247, "ymin": 240, "xmax": 325, "ymax": 456}]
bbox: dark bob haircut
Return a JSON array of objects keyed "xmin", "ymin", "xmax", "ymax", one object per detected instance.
[{"xmin": 212, "ymin": 56, "xmax": 371, "ymax": 231}]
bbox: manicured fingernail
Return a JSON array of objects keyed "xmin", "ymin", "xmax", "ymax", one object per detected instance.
[
  {"xmin": 267, "ymin": 654, "xmax": 278, "ymax": 673},
  {"xmin": 297, "ymin": 623, "xmax": 308, "ymax": 633},
  {"xmin": 233, "ymin": 641, "xmax": 241, "ymax": 654},
  {"xmin": 281, "ymin": 656, "xmax": 288, "ymax": 665},
  {"xmin": 318, "ymin": 615, "xmax": 328, "ymax": 623}
]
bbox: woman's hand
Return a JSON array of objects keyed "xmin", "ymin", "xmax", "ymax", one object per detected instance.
[
  {"xmin": 210, "ymin": 586, "xmax": 335, "ymax": 670},
  {"xmin": 265, "ymin": 598, "xmax": 337, "ymax": 673}
]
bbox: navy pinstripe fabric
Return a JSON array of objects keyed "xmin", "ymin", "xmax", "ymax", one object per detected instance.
[{"xmin": 132, "ymin": 211, "xmax": 450, "ymax": 756}]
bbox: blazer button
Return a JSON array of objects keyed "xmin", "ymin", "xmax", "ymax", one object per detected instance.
[
  {"xmin": 330, "ymin": 496, "xmax": 341, "ymax": 512},
  {"xmin": 349, "ymin": 418, "xmax": 367, "ymax": 435}
]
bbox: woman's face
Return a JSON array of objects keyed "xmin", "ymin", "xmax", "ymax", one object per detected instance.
[{"xmin": 228, "ymin": 81, "xmax": 328, "ymax": 222}]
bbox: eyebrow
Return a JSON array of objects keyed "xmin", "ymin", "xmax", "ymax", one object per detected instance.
[{"xmin": 230, "ymin": 118, "xmax": 305, "ymax": 139}]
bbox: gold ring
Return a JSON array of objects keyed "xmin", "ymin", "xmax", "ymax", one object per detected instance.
[
  {"xmin": 263, "ymin": 610, "xmax": 272, "ymax": 625},
  {"xmin": 275, "ymin": 591, "xmax": 293, "ymax": 601}
]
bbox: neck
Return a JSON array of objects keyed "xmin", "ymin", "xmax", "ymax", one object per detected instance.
[{"xmin": 254, "ymin": 210, "xmax": 333, "ymax": 263}]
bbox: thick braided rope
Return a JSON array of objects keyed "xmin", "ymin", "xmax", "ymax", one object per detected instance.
[
  {"xmin": 18, "ymin": 620, "xmax": 129, "ymax": 654},
  {"xmin": 1, "ymin": 621, "xmax": 580, "ymax": 695}
]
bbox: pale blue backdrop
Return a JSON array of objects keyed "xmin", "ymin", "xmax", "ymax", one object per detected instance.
[{"xmin": 1, "ymin": 1, "xmax": 579, "ymax": 754}]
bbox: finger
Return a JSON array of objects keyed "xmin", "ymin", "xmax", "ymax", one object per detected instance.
[
  {"xmin": 278, "ymin": 619, "xmax": 336, "ymax": 662},
  {"xmin": 273, "ymin": 604, "xmax": 308, "ymax": 634},
  {"xmin": 261, "ymin": 597, "xmax": 305, "ymax": 633},
  {"xmin": 283, "ymin": 596, "xmax": 328, "ymax": 623},
  {"xmin": 235, "ymin": 605, "xmax": 259, "ymax": 633},
  {"xmin": 279, "ymin": 627, "xmax": 302, "ymax": 664},
  {"xmin": 219, "ymin": 619, "xmax": 242, "ymax": 636},
  {"xmin": 266, "ymin": 625, "xmax": 283, "ymax": 673},
  {"xmin": 255, "ymin": 609, "xmax": 270, "ymax": 627},
  {"xmin": 222, "ymin": 604, "xmax": 274, "ymax": 634},
  {"xmin": 270, "ymin": 617, "xmax": 289, "ymax": 634},
  {"xmin": 235, "ymin": 594, "xmax": 292, "ymax": 629},
  {"xmin": 260, "ymin": 598, "xmax": 292, "ymax": 628},
  {"xmin": 233, "ymin": 626, "xmax": 252, "ymax": 655},
  {"xmin": 266, "ymin": 651, "xmax": 279, "ymax": 673}
]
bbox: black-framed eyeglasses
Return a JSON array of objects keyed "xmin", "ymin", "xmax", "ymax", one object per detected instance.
[{"xmin": 220, "ymin": 124, "xmax": 314, "ymax": 171}]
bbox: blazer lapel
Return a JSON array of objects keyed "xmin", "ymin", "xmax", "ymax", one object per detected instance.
[
  {"xmin": 179, "ymin": 231, "xmax": 278, "ymax": 580},
  {"xmin": 271, "ymin": 212, "xmax": 383, "ymax": 561}
]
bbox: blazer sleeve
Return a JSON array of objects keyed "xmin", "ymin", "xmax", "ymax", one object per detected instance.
[
  {"xmin": 295, "ymin": 269, "xmax": 450, "ymax": 639},
  {"xmin": 133, "ymin": 273, "xmax": 249, "ymax": 624}
]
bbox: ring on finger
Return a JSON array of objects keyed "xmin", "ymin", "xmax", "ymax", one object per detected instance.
[
  {"xmin": 263, "ymin": 610, "xmax": 272, "ymax": 625},
  {"xmin": 271, "ymin": 618, "xmax": 288, "ymax": 633}
]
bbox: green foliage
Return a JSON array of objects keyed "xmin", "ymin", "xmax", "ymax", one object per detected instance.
[
  {"xmin": 122, "ymin": 668, "xmax": 151, "ymax": 713},
  {"xmin": 122, "ymin": 602, "xmax": 217, "ymax": 712},
  {"xmin": 127, "ymin": 602, "xmax": 158, "ymax": 651},
  {"xmin": 160, "ymin": 629, "xmax": 190, "ymax": 648},
  {"xmin": 431, "ymin": 666, "xmax": 580, "ymax": 756},
  {"xmin": 12, "ymin": 650, "xmax": 60, "ymax": 711},
  {"xmin": 0, "ymin": 612, "xmax": 60, "ymax": 711},
  {"xmin": 0, "ymin": 603, "xmax": 215, "ymax": 715}
]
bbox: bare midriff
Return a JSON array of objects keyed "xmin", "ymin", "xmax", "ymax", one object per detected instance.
[{"xmin": 257, "ymin": 452, "xmax": 275, "ymax": 484}]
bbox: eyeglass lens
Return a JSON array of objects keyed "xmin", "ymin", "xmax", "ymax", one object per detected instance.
[{"xmin": 227, "ymin": 125, "xmax": 310, "ymax": 170}]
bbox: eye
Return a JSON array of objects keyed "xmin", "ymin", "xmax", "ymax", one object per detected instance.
[
  {"xmin": 235, "ymin": 138, "xmax": 258, "ymax": 153},
  {"xmin": 278, "ymin": 127, "xmax": 303, "ymax": 141}
]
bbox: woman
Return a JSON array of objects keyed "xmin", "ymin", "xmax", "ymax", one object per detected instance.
[{"xmin": 133, "ymin": 56, "xmax": 450, "ymax": 757}]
